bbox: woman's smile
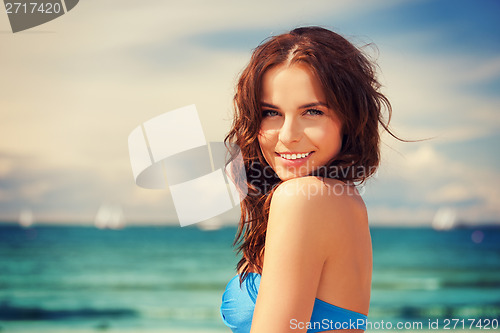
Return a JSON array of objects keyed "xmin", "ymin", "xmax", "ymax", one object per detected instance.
[{"xmin": 276, "ymin": 151, "xmax": 313, "ymax": 160}]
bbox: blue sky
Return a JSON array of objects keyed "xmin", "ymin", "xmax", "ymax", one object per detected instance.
[{"xmin": 0, "ymin": 0, "xmax": 498, "ymax": 226}]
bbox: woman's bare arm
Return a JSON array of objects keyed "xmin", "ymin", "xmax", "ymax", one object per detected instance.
[{"xmin": 250, "ymin": 176, "xmax": 364, "ymax": 333}]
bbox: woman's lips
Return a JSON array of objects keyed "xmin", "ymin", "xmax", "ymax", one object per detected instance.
[{"xmin": 275, "ymin": 151, "xmax": 314, "ymax": 167}]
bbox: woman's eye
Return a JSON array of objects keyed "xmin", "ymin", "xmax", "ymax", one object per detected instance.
[
  {"xmin": 262, "ymin": 110, "xmax": 279, "ymax": 117},
  {"xmin": 305, "ymin": 109, "xmax": 324, "ymax": 116}
]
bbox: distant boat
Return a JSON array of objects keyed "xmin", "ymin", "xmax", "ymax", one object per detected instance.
[
  {"xmin": 432, "ymin": 207, "xmax": 457, "ymax": 231},
  {"xmin": 95, "ymin": 204, "xmax": 125, "ymax": 229},
  {"xmin": 18, "ymin": 209, "xmax": 34, "ymax": 228},
  {"xmin": 196, "ymin": 218, "xmax": 224, "ymax": 231}
]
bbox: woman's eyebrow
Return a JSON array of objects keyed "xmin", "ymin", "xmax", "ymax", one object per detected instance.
[
  {"xmin": 260, "ymin": 102, "xmax": 328, "ymax": 109},
  {"xmin": 261, "ymin": 102, "xmax": 279, "ymax": 109},
  {"xmin": 298, "ymin": 102, "xmax": 328, "ymax": 109}
]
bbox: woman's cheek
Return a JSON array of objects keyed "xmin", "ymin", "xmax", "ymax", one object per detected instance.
[
  {"xmin": 258, "ymin": 131, "xmax": 275, "ymax": 160},
  {"xmin": 258, "ymin": 129, "xmax": 278, "ymax": 146},
  {"xmin": 304, "ymin": 127, "xmax": 325, "ymax": 143}
]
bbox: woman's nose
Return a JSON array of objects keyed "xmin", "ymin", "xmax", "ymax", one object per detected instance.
[{"xmin": 279, "ymin": 117, "xmax": 302, "ymax": 144}]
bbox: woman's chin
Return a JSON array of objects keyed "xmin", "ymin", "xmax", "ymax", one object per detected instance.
[{"xmin": 276, "ymin": 171, "xmax": 308, "ymax": 181}]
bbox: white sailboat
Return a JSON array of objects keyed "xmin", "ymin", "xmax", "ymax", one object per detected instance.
[
  {"xmin": 18, "ymin": 208, "xmax": 34, "ymax": 228},
  {"xmin": 432, "ymin": 207, "xmax": 457, "ymax": 231},
  {"xmin": 95, "ymin": 203, "xmax": 125, "ymax": 229},
  {"xmin": 196, "ymin": 217, "xmax": 224, "ymax": 231}
]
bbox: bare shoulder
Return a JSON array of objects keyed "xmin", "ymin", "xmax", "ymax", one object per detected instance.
[
  {"xmin": 269, "ymin": 179, "xmax": 365, "ymax": 246},
  {"xmin": 264, "ymin": 176, "xmax": 369, "ymax": 274},
  {"xmin": 271, "ymin": 176, "xmax": 367, "ymax": 227}
]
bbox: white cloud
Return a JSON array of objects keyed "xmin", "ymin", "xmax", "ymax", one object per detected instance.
[
  {"xmin": 368, "ymin": 206, "xmax": 436, "ymax": 226},
  {"xmin": 426, "ymin": 183, "xmax": 473, "ymax": 204},
  {"xmin": 455, "ymin": 56, "xmax": 500, "ymax": 84},
  {"xmin": 375, "ymin": 142, "xmax": 500, "ymax": 223},
  {"xmin": 378, "ymin": 41, "xmax": 500, "ymax": 145}
]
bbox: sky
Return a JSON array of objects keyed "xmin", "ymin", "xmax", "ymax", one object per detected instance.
[{"xmin": 0, "ymin": 0, "xmax": 499, "ymax": 227}]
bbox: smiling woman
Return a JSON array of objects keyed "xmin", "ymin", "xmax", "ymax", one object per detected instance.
[
  {"xmin": 221, "ymin": 26, "xmax": 399, "ymax": 333},
  {"xmin": 258, "ymin": 63, "xmax": 343, "ymax": 181}
]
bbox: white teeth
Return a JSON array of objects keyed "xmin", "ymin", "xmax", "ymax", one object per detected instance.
[{"xmin": 279, "ymin": 152, "xmax": 311, "ymax": 160}]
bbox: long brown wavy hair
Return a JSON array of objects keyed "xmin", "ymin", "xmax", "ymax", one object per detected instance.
[{"xmin": 224, "ymin": 26, "xmax": 398, "ymax": 282}]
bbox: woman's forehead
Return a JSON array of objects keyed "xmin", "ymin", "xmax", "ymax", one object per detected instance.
[{"xmin": 260, "ymin": 63, "xmax": 327, "ymax": 105}]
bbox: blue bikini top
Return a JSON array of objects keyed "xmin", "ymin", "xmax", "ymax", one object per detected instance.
[{"xmin": 220, "ymin": 273, "xmax": 367, "ymax": 333}]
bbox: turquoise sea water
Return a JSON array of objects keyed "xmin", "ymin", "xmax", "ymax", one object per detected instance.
[{"xmin": 0, "ymin": 224, "xmax": 499, "ymax": 332}]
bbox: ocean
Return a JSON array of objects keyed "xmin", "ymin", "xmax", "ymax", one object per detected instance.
[{"xmin": 0, "ymin": 224, "xmax": 499, "ymax": 332}]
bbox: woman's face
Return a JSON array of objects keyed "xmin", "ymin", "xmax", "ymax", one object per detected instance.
[{"xmin": 258, "ymin": 63, "xmax": 343, "ymax": 181}]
